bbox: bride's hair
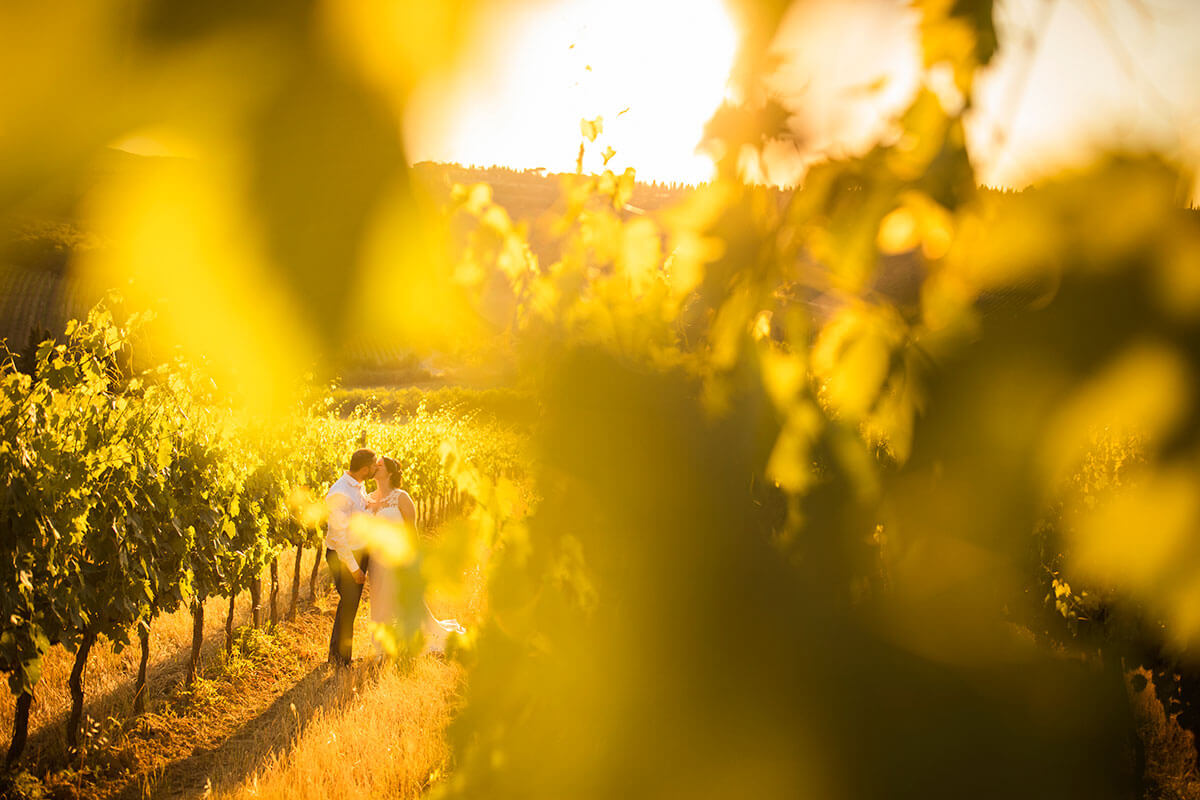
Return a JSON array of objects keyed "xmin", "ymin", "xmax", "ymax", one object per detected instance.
[{"xmin": 381, "ymin": 456, "xmax": 403, "ymax": 488}]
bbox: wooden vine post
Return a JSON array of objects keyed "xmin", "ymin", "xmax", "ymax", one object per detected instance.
[
  {"xmin": 6, "ymin": 691, "xmax": 34, "ymax": 765},
  {"xmin": 250, "ymin": 577, "xmax": 263, "ymax": 629},
  {"xmin": 289, "ymin": 541, "xmax": 304, "ymax": 619},
  {"xmin": 187, "ymin": 597, "xmax": 204, "ymax": 688},
  {"xmin": 269, "ymin": 557, "xmax": 280, "ymax": 629},
  {"xmin": 66, "ymin": 630, "xmax": 98, "ymax": 753},
  {"xmin": 225, "ymin": 595, "xmax": 236, "ymax": 657},
  {"xmin": 309, "ymin": 536, "xmax": 323, "ymax": 600},
  {"xmin": 134, "ymin": 621, "xmax": 151, "ymax": 715}
]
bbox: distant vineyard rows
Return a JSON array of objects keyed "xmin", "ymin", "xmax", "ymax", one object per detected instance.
[{"xmin": 0, "ymin": 305, "xmax": 522, "ymax": 763}]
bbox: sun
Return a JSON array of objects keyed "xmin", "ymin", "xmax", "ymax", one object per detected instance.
[{"xmin": 405, "ymin": 0, "xmax": 739, "ymax": 185}]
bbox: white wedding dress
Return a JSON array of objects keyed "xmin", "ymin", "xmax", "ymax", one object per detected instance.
[{"xmin": 372, "ymin": 490, "xmax": 466, "ymax": 653}]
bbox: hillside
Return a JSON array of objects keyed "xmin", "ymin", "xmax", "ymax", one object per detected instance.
[
  {"xmin": 0, "ymin": 158, "xmax": 698, "ymax": 362},
  {"xmin": 411, "ymin": 161, "xmax": 696, "ymax": 219},
  {"xmin": 5, "ymin": 156, "xmax": 1150, "ymax": 366}
]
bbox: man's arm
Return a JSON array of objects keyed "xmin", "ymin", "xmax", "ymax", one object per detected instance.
[
  {"xmin": 334, "ymin": 538, "xmax": 366, "ymax": 583},
  {"xmin": 326, "ymin": 489, "xmax": 364, "ymax": 578},
  {"xmin": 332, "ymin": 540, "xmax": 364, "ymax": 577}
]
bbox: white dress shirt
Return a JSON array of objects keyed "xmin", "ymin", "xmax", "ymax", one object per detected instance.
[{"xmin": 325, "ymin": 472, "xmax": 368, "ymax": 573}]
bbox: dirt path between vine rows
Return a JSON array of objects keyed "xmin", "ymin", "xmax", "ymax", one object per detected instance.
[{"xmin": 36, "ymin": 592, "xmax": 462, "ymax": 800}]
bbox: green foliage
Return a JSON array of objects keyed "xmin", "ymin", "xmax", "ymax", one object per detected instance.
[
  {"xmin": 0, "ymin": 304, "xmax": 187, "ymax": 693},
  {"xmin": 328, "ymin": 385, "xmax": 536, "ymax": 427},
  {"xmin": 427, "ymin": 5, "xmax": 1200, "ymax": 799},
  {"xmin": 0, "ymin": 768, "xmax": 46, "ymax": 800},
  {"xmin": 4, "ymin": 0, "xmax": 1200, "ymax": 795},
  {"xmin": 0, "ymin": 303, "xmax": 516, "ymax": 703}
]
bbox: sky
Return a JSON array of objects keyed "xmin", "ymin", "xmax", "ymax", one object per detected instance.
[
  {"xmin": 404, "ymin": 0, "xmax": 738, "ymax": 183},
  {"xmin": 972, "ymin": 0, "xmax": 1200, "ymax": 192},
  {"xmin": 404, "ymin": 0, "xmax": 1200, "ymax": 197}
]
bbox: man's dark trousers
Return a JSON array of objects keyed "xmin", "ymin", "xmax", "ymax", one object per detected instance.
[{"xmin": 327, "ymin": 548, "xmax": 369, "ymax": 665}]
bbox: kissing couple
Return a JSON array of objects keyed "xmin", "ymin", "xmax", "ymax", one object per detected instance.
[{"xmin": 324, "ymin": 448, "xmax": 464, "ymax": 666}]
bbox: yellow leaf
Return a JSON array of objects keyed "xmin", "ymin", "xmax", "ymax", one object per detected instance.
[
  {"xmin": 580, "ymin": 116, "xmax": 603, "ymax": 142},
  {"xmin": 760, "ymin": 347, "xmax": 807, "ymax": 411},
  {"xmin": 1070, "ymin": 465, "xmax": 1198, "ymax": 597},
  {"xmin": 1039, "ymin": 342, "xmax": 1191, "ymax": 491},
  {"xmin": 618, "ymin": 218, "xmax": 661, "ymax": 295},
  {"xmin": 877, "ymin": 207, "xmax": 919, "ymax": 254},
  {"xmin": 767, "ymin": 403, "xmax": 822, "ymax": 493},
  {"xmin": 350, "ymin": 514, "xmax": 417, "ymax": 567}
]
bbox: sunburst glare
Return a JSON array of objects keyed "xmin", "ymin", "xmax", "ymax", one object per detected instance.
[{"xmin": 405, "ymin": 0, "xmax": 738, "ymax": 184}]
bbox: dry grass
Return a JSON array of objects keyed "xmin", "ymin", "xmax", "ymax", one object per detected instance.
[
  {"xmin": 0, "ymin": 547, "xmax": 324, "ymax": 771},
  {"xmin": 1129, "ymin": 668, "xmax": 1200, "ymax": 800},
  {"xmin": 217, "ymin": 657, "xmax": 463, "ymax": 800},
  {"xmin": 213, "ymin": 568, "xmax": 474, "ymax": 800},
  {"xmin": 73, "ymin": 608, "xmax": 334, "ymax": 799},
  {"xmin": 0, "ymin": 542, "xmax": 479, "ymax": 800}
]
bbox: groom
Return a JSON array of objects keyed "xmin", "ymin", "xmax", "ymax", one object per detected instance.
[{"xmin": 324, "ymin": 448, "xmax": 377, "ymax": 666}]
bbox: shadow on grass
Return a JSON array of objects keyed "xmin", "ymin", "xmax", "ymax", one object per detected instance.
[
  {"xmin": 16, "ymin": 563, "xmax": 334, "ymax": 774},
  {"xmin": 113, "ymin": 659, "xmax": 380, "ymax": 800}
]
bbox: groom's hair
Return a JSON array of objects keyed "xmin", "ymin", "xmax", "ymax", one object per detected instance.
[{"xmin": 349, "ymin": 448, "xmax": 377, "ymax": 473}]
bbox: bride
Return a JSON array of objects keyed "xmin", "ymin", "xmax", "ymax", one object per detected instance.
[{"xmin": 369, "ymin": 456, "xmax": 465, "ymax": 654}]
